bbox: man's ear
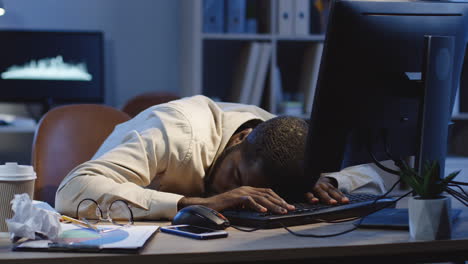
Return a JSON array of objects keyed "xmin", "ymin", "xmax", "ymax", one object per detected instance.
[{"xmin": 229, "ymin": 128, "xmax": 253, "ymax": 147}]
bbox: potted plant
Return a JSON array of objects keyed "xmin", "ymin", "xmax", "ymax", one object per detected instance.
[{"xmin": 399, "ymin": 160, "xmax": 460, "ymax": 240}]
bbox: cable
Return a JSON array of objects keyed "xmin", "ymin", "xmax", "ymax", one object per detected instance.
[
  {"xmin": 382, "ymin": 179, "xmax": 403, "ymax": 198},
  {"xmin": 446, "ymin": 182, "xmax": 468, "ymax": 207},
  {"xmin": 381, "ymin": 130, "xmax": 406, "ymax": 171},
  {"xmin": 446, "ymin": 190, "xmax": 468, "ymax": 207},
  {"xmin": 366, "ymin": 139, "xmax": 401, "ymax": 175},
  {"xmin": 382, "ymin": 130, "xmax": 397, "ymax": 161},
  {"xmin": 448, "ymin": 184, "xmax": 468, "ymax": 198},
  {"xmin": 314, "ymin": 216, "xmax": 361, "ymax": 224},
  {"xmin": 445, "ymin": 187, "xmax": 468, "ymax": 207},
  {"xmin": 368, "ymin": 149, "xmax": 401, "ymax": 175},
  {"xmin": 281, "ymin": 222, "xmax": 359, "ymax": 238},
  {"xmin": 230, "ymin": 225, "xmax": 262, "ymax": 232},
  {"xmin": 446, "ymin": 186, "xmax": 468, "ymax": 203},
  {"xmin": 450, "ymin": 181, "xmax": 468, "ymax": 186}
]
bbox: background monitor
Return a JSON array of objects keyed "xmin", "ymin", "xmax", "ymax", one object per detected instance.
[
  {"xmin": 305, "ymin": 0, "xmax": 468, "ymax": 185},
  {"xmin": 0, "ymin": 30, "xmax": 104, "ymax": 106}
]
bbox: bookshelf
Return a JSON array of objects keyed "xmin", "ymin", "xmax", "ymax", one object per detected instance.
[{"xmin": 180, "ymin": 0, "xmax": 327, "ymax": 115}]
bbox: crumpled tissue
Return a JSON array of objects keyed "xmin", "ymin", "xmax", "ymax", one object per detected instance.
[{"xmin": 6, "ymin": 193, "xmax": 61, "ymax": 241}]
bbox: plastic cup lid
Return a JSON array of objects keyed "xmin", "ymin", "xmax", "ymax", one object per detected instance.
[{"xmin": 0, "ymin": 162, "xmax": 36, "ymax": 181}]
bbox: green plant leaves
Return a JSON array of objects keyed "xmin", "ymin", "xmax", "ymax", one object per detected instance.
[
  {"xmin": 398, "ymin": 160, "xmax": 460, "ymax": 199},
  {"xmin": 399, "ymin": 160, "xmax": 424, "ymax": 196},
  {"xmin": 443, "ymin": 170, "xmax": 461, "ymax": 185}
]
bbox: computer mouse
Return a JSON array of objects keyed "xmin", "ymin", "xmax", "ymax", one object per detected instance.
[{"xmin": 172, "ymin": 205, "xmax": 230, "ymax": 230}]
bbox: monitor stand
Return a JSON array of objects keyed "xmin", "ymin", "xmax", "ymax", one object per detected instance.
[{"xmin": 417, "ymin": 35, "xmax": 455, "ymax": 177}]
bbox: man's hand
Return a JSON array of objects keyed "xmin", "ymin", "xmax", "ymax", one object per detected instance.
[
  {"xmin": 178, "ymin": 186, "xmax": 295, "ymax": 214},
  {"xmin": 305, "ymin": 177, "xmax": 349, "ymax": 205}
]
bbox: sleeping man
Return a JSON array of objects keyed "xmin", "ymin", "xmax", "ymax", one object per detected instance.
[{"xmin": 55, "ymin": 95, "xmax": 386, "ymax": 219}]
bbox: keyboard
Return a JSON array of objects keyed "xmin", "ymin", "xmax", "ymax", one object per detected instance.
[{"xmin": 222, "ymin": 193, "xmax": 397, "ymax": 229}]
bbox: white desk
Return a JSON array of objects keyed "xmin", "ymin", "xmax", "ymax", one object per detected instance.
[{"xmin": 0, "ymin": 207, "xmax": 466, "ymax": 264}]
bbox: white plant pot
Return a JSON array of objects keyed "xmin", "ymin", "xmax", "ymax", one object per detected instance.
[{"xmin": 408, "ymin": 196, "xmax": 452, "ymax": 240}]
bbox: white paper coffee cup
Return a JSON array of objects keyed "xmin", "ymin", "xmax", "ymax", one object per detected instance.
[{"xmin": 0, "ymin": 162, "xmax": 36, "ymax": 232}]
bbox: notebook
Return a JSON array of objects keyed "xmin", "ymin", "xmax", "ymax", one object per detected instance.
[{"xmin": 14, "ymin": 223, "xmax": 159, "ymax": 253}]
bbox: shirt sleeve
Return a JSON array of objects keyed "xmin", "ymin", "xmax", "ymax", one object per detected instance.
[
  {"xmin": 322, "ymin": 163, "xmax": 387, "ymax": 195},
  {"xmin": 55, "ymin": 128, "xmax": 184, "ymax": 220}
]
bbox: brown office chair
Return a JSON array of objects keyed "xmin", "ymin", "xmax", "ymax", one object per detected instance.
[
  {"xmin": 122, "ymin": 91, "xmax": 179, "ymax": 117},
  {"xmin": 31, "ymin": 104, "xmax": 130, "ymax": 207}
]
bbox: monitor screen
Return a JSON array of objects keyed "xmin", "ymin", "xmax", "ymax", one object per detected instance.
[
  {"xmin": 0, "ymin": 30, "xmax": 104, "ymax": 103},
  {"xmin": 305, "ymin": 0, "xmax": 468, "ymax": 185}
]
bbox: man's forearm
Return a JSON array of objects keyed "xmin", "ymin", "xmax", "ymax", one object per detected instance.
[
  {"xmin": 322, "ymin": 163, "xmax": 387, "ymax": 194},
  {"xmin": 177, "ymin": 197, "xmax": 210, "ymax": 210}
]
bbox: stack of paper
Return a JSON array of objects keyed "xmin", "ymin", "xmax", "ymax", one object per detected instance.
[
  {"xmin": 231, "ymin": 42, "xmax": 272, "ymax": 106},
  {"xmin": 298, "ymin": 43, "xmax": 324, "ymax": 114}
]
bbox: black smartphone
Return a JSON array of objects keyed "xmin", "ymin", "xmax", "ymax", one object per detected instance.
[{"xmin": 160, "ymin": 225, "xmax": 228, "ymax": 240}]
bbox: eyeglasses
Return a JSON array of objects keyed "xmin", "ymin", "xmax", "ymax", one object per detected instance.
[{"xmin": 74, "ymin": 198, "xmax": 134, "ymax": 233}]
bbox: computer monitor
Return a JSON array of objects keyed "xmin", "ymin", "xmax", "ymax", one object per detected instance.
[
  {"xmin": 0, "ymin": 30, "xmax": 104, "ymax": 108},
  {"xmin": 305, "ymin": 0, "xmax": 468, "ymax": 186}
]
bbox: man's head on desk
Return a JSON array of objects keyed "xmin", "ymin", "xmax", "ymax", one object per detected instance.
[
  {"xmin": 207, "ymin": 116, "xmax": 309, "ymax": 198},
  {"xmin": 189, "ymin": 116, "xmax": 348, "ymax": 215}
]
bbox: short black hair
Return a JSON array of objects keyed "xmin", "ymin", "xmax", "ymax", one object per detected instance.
[{"xmin": 242, "ymin": 116, "xmax": 310, "ymax": 201}]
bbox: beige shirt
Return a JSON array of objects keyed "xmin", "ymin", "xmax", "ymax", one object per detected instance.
[
  {"xmin": 55, "ymin": 95, "xmax": 386, "ymax": 220},
  {"xmin": 55, "ymin": 95, "xmax": 275, "ymax": 219}
]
